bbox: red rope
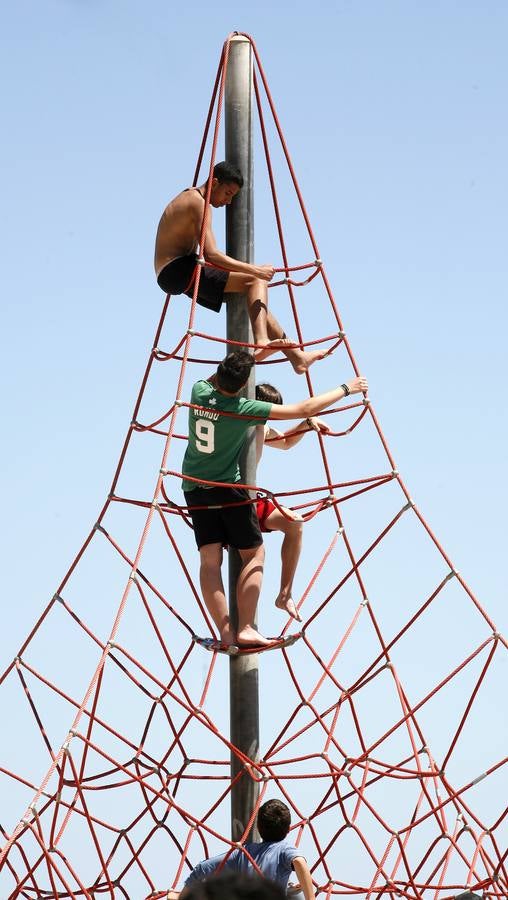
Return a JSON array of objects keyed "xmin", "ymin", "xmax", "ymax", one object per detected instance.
[{"xmin": 0, "ymin": 31, "xmax": 505, "ymax": 900}]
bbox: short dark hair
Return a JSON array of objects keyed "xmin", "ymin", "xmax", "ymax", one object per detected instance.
[
  {"xmin": 454, "ymin": 893, "xmax": 483, "ymax": 900},
  {"xmin": 181, "ymin": 870, "xmax": 285, "ymax": 900},
  {"xmin": 216, "ymin": 350, "xmax": 254, "ymax": 394},
  {"xmin": 257, "ymin": 799, "xmax": 291, "ymax": 842},
  {"xmin": 256, "ymin": 383, "xmax": 283, "ymax": 405},
  {"xmin": 213, "ymin": 161, "xmax": 244, "ymax": 188}
]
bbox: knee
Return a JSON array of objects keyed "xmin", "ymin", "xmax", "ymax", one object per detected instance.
[
  {"xmin": 240, "ymin": 543, "xmax": 265, "ymax": 565},
  {"xmin": 200, "ymin": 545, "xmax": 223, "ymax": 574},
  {"xmin": 287, "ymin": 520, "xmax": 303, "ymax": 540},
  {"xmin": 238, "ymin": 274, "xmax": 256, "ymax": 291},
  {"xmin": 282, "ymin": 512, "xmax": 304, "ymax": 536},
  {"xmin": 246, "ymin": 276, "xmax": 265, "ymax": 294}
]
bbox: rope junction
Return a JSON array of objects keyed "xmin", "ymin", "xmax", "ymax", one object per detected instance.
[{"xmin": 0, "ymin": 32, "xmax": 506, "ymax": 900}]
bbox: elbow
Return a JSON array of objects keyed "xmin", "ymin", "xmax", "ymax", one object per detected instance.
[
  {"xmin": 204, "ymin": 248, "xmax": 220, "ymax": 265},
  {"xmin": 300, "ymin": 402, "xmax": 315, "ymax": 418}
]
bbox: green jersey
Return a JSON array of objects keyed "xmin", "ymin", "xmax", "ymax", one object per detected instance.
[{"xmin": 182, "ymin": 380, "xmax": 272, "ymax": 492}]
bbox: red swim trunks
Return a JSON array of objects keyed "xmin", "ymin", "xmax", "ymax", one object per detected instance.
[{"xmin": 256, "ymin": 497, "xmax": 276, "ymax": 533}]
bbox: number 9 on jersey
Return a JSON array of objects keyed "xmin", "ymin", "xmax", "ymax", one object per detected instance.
[{"xmin": 196, "ymin": 419, "xmax": 215, "ymax": 454}]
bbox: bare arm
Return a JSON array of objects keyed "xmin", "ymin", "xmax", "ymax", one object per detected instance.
[
  {"xmin": 268, "ymin": 376, "xmax": 368, "ymax": 421},
  {"xmin": 202, "ymin": 217, "xmax": 274, "ymax": 280},
  {"xmin": 268, "ymin": 417, "xmax": 331, "ymax": 450},
  {"xmin": 292, "ymin": 857, "xmax": 316, "ymax": 900}
]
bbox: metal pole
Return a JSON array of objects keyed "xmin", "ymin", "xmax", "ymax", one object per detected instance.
[{"xmin": 225, "ymin": 35, "xmax": 260, "ymax": 843}]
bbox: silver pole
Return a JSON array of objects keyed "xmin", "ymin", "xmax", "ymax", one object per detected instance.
[{"xmin": 224, "ymin": 35, "xmax": 260, "ymax": 843}]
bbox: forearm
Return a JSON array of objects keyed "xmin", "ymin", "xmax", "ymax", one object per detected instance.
[
  {"xmin": 203, "ymin": 247, "xmax": 257, "ymax": 276},
  {"xmin": 300, "ymin": 871, "xmax": 316, "ymax": 900},
  {"xmin": 281, "ymin": 421, "xmax": 309, "ymax": 448},
  {"xmin": 270, "ymin": 385, "xmax": 347, "ymax": 421},
  {"xmin": 293, "ymin": 858, "xmax": 316, "ymax": 900}
]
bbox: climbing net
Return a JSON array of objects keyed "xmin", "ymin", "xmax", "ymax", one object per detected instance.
[{"xmin": 0, "ymin": 32, "xmax": 506, "ymax": 900}]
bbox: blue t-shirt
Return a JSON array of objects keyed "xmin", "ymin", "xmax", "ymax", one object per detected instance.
[{"xmin": 184, "ymin": 840, "xmax": 303, "ymax": 889}]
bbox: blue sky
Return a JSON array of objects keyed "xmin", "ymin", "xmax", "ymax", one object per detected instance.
[
  {"xmin": 1, "ymin": 1, "xmax": 507, "ymax": 895},
  {"xmin": 2, "ymin": 0, "xmax": 506, "ymax": 643}
]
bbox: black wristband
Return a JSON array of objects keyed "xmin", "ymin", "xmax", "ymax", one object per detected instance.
[{"xmin": 341, "ymin": 383, "xmax": 350, "ymax": 396}]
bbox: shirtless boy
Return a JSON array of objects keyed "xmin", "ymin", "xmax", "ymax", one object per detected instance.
[{"xmin": 154, "ymin": 161, "xmax": 327, "ymax": 374}]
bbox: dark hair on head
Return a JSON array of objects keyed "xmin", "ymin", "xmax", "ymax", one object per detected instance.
[
  {"xmin": 255, "ymin": 383, "xmax": 283, "ymax": 405},
  {"xmin": 181, "ymin": 869, "xmax": 285, "ymax": 900},
  {"xmin": 257, "ymin": 799, "xmax": 291, "ymax": 842},
  {"xmin": 454, "ymin": 893, "xmax": 483, "ymax": 900},
  {"xmin": 216, "ymin": 350, "xmax": 254, "ymax": 394},
  {"xmin": 213, "ymin": 161, "xmax": 244, "ymax": 188}
]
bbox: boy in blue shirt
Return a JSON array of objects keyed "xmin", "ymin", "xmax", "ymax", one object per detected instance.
[{"xmin": 168, "ymin": 800, "xmax": 315, "ymax": 899}]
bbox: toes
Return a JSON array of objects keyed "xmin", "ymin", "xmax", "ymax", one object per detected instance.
[{"xmin": 276, "ymin": 598, "xmax": 302, "ymax": 621}]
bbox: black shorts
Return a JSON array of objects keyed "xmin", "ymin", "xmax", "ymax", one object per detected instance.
[
  {"xmin": 157, "ymin": 255, "xmax": 228, "ymax": 313},
  {"xmin": 184, "ymin": 487, "xmax": 263, "ymax": 550}
]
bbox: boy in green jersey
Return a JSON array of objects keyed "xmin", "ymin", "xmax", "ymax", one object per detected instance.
[{"xmin": 182, "ymin": 350, "xmax": 367, "ymax": 647}]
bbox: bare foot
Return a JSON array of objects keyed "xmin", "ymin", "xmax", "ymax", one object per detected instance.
[
  {"xmin": 254, "ymin": 338, "xmax": 293, "ymax": 363},
  {"xmin": 219, "ymin": 624, "xmax": 237, "ymax": 646},
  {"xmin": 275, "ymin": 595, "xmax": 302, "ymax": 622},
  {"xmin": 236, "ymin": 625, "xmax": 273, "ymax": 647},
  {"xmin": 293, "ymin": 348, "xmax": 330, "ymax": 374}
]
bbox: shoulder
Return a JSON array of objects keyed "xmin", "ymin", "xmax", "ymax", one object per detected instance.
[
  {"xmin": 163, "ymin": 189, "xmax": 186, "ymax": 211},
  {"xmin": 238, "ymin": 397, "xmax": 272, "ymax": 417},
  {"xmin": 166, "ymin": 188, "xmax": 203, "ymax": 216},
  {"xmin": 280, "ymin": 842, "xmax": 304, "ymax": 863},
  {"xmin": 191, "ymin": 379, "xmax": 212, "ymax": 400},
  {"xmin": 188, "ymin": 188, "xmax": 205, "ymax": 208},
  {"xmin": 182, "ymin": 187, "xmax": 206, "ymax": 217},
  {"xmin": 186, "ymin": 851, "xmax": 227, "ymax": 884}
]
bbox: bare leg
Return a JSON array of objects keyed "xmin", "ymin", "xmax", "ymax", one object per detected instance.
[
  {"xmin": 199, "ymin": 543, "xmax": 236, "ymax": 645},
  {"xmin": 266, "ymin": 313, "xmax": 329, "ymax": 375},
  {"xmin": 265, "ymin": 508, "xmax": 303, "ymax": 621},
  {"xmin": 224, "ymin": 273, "xmax": 270, "ymax": 347},
  {"xmin": 236, "ymin": 544, "xmax": 272, "ymax": 646},
  {"xmin": 224, "ymin": 272, "xmax": 328, "ymax": 373}
]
